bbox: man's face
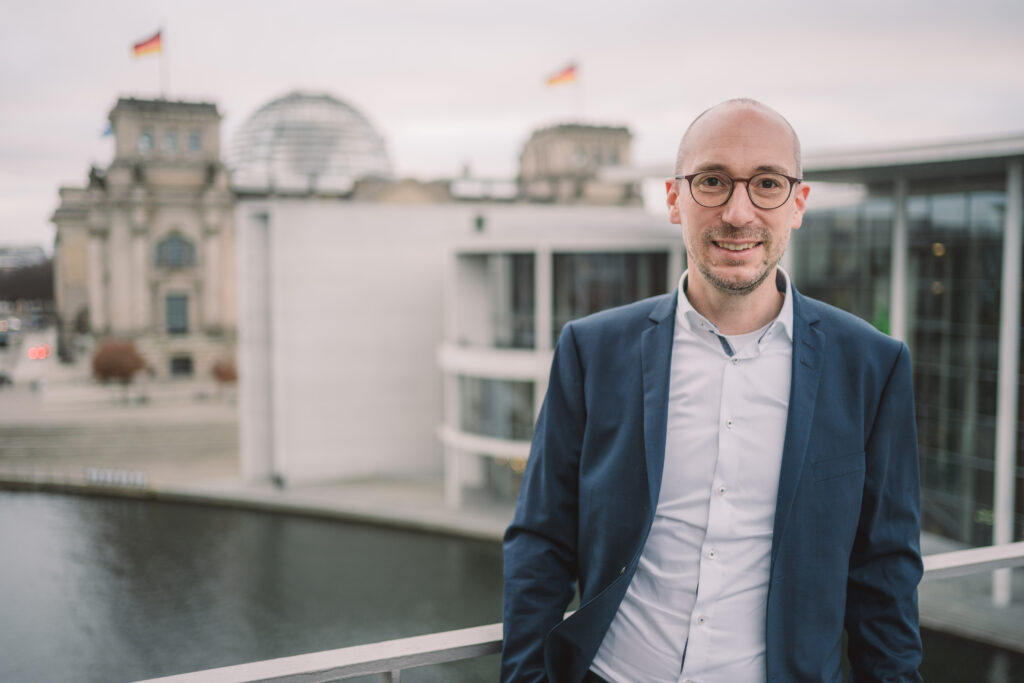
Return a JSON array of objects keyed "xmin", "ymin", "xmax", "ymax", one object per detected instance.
[{"xmin": 666, "ymin": 105, "xmax": 809, "ymax": 297}]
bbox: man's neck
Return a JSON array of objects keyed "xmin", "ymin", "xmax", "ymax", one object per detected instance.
[{"xmin": 685, "ymin": 269, "xmax": 784, "ymax": 335}]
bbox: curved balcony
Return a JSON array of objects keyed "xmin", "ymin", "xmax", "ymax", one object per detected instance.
[{"xmin": 437, "ymin": 342, "xmax": 552, "ymax": 381}]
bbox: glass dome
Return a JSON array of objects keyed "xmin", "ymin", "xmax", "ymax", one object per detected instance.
[{"xmin": 228, "ymin": 91, "xmax": 392, "ymax": 193}]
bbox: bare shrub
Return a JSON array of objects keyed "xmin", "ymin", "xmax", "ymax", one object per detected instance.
[
  {"xmin": 92, "ymin": 339, "xmax": 147, "ymax": 385},
  {"xmin": 212, "ymin": 357, "xmax": 237, "ymax": 384}
]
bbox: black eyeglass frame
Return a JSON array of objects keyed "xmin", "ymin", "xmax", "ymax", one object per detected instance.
[{"xmin": 673, "ymin": 172, "xmax": 803, "ymax": 210}]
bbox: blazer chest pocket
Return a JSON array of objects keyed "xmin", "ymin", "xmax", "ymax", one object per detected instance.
[{"xmin": 812, "ymin": 451, "xmax": 865, "ymax": 482}]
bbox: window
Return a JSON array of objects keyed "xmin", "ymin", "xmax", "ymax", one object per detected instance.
[
  {"xmin": 170, "ymin": 355, "xmax": 194, "ymax": 376},
  {"xmin": 494, "ymin": 254, "xmax": 535, "ymax": 349},
  {"xmin": 156, "ymin": 234, "xmax": 196, "ymax": 268},
  {"xmin": 188, "ymin": 130, "xmax": 202, "ymax": 153},
  {"xmin": 139, "ymin": 130, "xmax": 154, "ymax": 153},
  {"xmin": 163, "ymin": 131, "xmax": 178, "ymax": 153},
  {"xmin": 552, "ymin": 252, "xmax": 668, "ymax": 346},
  {"xmin": 459, "ymin": 377, "xmax": 534, "ymax": 441},
  {"xmin": 166, "ymin": 295, "xmax": 188, "ymax": 334}
]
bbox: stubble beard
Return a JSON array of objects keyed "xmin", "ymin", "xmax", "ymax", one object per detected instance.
[{"xmin": 695, "ymin": 225, "xmax": 781, "ymax": 297}]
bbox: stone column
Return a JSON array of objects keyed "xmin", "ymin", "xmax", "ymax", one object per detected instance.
[
  {"xmin": 131, "ymin": 221, "xmax": 149, "ymax": 332},
  {"xmin": 203, "ymin": 223, "xmax": 221, "ymax": 332},
  {"xmin": 87, "ymin": 229, "xmax": 108, "ymax": 333}
]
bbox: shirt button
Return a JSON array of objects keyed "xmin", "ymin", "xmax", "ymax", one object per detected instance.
[
  {"xmin": 731, "ymin": 357, "xmax": 738, "ymax": 365},
  {"xmin": 707, "ymin": 549, "xmax": 717, "ymax": 559},
  {"xmin": 726, "ymin": 419, "xmax": 733, "ymax": 429},
  {"xmin": 696, "ymin": 616, "xmax": 707, "ymax": 625},
  {"xmin": 717, "ymin": 485, "xmax": 727, "ymax": 495}
]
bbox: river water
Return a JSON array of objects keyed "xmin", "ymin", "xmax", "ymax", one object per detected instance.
[{"xmin": 1, "ymin": 490, "xmax": 1021, "ymax": 682}]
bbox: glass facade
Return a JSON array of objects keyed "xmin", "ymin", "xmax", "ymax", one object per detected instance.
[
  {"xmin": 552, "ymin": 251, "xmax": 668, "ymax": 346},
  {"xmin": 458, "ymin": 376, "xmax": 534, "ymax": 441},
  {"xmin": 794, "ymin": 186, "xmax": 1023, "ymax": 546},
  {"xmin": 793, "ymin": 197, "xmax": 893, "ymax": 332},
  {"xmin": 908, "ymin": 191, "xmax": 1005, "ymax": 545},
  {"xmin": 227, "ymin": 91, "xmax": 392, "ymax": 192},
  {"xmin": 492, "ymin": 253, "xmax": 535, "ymax": 349}
]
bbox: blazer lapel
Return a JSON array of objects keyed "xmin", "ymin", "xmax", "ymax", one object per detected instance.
[
  {"xmin": 770, "ymin": 288, "xmax": 824, "ymax": 571},
  {"xmin": 641, "ymin": 293, "xmax": 677, "ymax": 515}
]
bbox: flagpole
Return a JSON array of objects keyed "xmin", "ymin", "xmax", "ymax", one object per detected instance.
[
  {"xmin": 159, "ymin": 25, "xmax": 168, "ymax": 98},
  {"xmin": 574, "ymin": 69, "xmax": 584, "ymax": 121}
]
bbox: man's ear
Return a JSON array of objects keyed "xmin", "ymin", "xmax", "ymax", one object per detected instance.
[
  {"xmin": 790, "ymin": 182, "xmax": 810, "ymax": 230},
  {"xmin": 666, "ymin": 179, "xmax": 682, "ymax": 224}
]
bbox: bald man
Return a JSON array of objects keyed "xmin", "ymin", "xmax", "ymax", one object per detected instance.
[{"xmin": 502, "ymin": 99, "xmax": 923, "ymax": 683}]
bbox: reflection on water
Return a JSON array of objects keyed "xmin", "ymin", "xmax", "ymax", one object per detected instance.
[
  {"xmin": 0, "ymin": 491, "xmax": 501, "ymax": 682},
  {"xmin": 1, "ymin": 490, "xmax": 1022, "ymax": 682}
]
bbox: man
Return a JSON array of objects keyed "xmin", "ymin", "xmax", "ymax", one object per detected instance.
[{"xmin": 502, "ymin": 99, "xmax": 923, "ymax": 682}]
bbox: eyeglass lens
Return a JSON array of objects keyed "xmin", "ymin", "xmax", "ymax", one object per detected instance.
[{"xmin": 690, "ymin": 172, "xmax": 793, "ymax": 209}]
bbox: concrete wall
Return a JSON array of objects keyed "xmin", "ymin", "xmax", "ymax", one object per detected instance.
[{"xmin": 237, "ymin": 199, "xmax": 475, "ymax": 483}]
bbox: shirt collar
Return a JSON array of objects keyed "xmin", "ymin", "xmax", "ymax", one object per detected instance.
[{"xmin": 675, "ymin": 267, "xmax": 794, "ymax": 345}]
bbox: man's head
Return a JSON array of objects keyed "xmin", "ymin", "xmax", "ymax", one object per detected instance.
[{"xmin": 666, "ymin": 98, "xmax": 809, "ymax": 299}]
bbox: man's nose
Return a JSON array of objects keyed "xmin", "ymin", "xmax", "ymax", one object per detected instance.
[{"xmin": 720, "ymin": 181, "xmax": 758, "ymax": 226}]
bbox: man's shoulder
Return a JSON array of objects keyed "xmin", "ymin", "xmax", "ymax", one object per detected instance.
[{"xmin": 568, "ymin": 292, "xmax": 675, "ymax": 335}]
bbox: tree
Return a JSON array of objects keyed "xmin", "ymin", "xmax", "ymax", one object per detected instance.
[
  {"xmin": 0, "ymin": 260, "xmax": 54, "ymax": 303},
  {"xmin": 211, "ymin": 358, "xmax": 237, "ymax": 384},
  {"xmin": 92, "ymin": 339, "xmax": 147, "ymax": 387}
]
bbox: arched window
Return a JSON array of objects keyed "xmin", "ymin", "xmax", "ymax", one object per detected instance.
[{"xmin": 155, "ymin": 234, "xmax": 196, "ymax": 268}]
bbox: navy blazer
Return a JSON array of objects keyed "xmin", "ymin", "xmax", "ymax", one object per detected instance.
[{"xmin": 502, "ymin": 286, "xmax": 923, "ymax": 683}]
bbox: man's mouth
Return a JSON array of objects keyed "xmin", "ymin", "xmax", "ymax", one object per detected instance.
[{"xmin": 713, "ymin": 241, "xmax": 760, "ymax": 252}]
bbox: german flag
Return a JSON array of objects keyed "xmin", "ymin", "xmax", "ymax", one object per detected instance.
[
  {"xmin": 132, "ymin": 30, "xmax": 162, "ymax": 58},
  {"xmin": 545, "ymin": 63, "xmax": 577, "ymax": 86}
]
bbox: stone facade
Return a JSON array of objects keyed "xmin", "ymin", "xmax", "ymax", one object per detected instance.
[
  {"xmin": 518, "ymin": 123, "xmax": 636, "ymax": 204},
  {"xmin": 52, "ymin": 98, "xmax": 236, "ymax": 379}
]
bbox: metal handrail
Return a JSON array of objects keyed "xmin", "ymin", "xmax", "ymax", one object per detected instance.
[
  {"xmin": 137, "ymin": 541, "xmax": 1024, "ymax": 683},
  {"xmin": 137, "ymin": 622, "xmax": 503, "ymax": 683}
]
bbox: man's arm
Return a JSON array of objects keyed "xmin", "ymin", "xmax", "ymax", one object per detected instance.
[
  {"xmin": 845, "ymin": 343, "xmax": 924, "ymax": 681},
  {"xmin": 502, "ymin": 324, "xmax": 586, "ymax": 683}
]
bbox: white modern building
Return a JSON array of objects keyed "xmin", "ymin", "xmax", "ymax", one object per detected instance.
[
  {"xmin": 230, "ymin": 91, "xmax": 658, "ymax": 488},
  {"xmin": 234, "ymin": 200, "xmax": 677, "ymax": 488},
  {"xmin": 438, "ymin": 207, "xmax": 679, "ymax": 507},
  {"xmin": 229, "ymin": 90, "xmax": 1024, "ymax": 610}
]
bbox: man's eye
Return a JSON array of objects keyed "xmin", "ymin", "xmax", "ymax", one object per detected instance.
[
  {"xmin": 697, "ymin": 174, "xmax": 726, "ymax": 188},
  {"xmin": 757, "ymin": 178, "xmax": 781, "ymax": 189}
]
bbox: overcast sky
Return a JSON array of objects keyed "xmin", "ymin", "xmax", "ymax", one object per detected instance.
[{"xmin": 2, "ymin": 0, "xmax": 1023, "ymax": 251}]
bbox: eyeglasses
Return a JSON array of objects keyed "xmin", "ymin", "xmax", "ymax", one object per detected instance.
[{"xmin": 674, "ymin": 171, "xmax": 802, "ymax": 210}]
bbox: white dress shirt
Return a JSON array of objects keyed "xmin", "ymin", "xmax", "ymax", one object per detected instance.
[{"xmin": 591, "ymin": 268, "xmax": 794, "ymax": 683}]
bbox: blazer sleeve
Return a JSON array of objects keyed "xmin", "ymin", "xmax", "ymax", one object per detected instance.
[
  {"xmin": 501, "ymin": 323, "xmax": 586, "ymax": 683},
  {"xmin": 845, "ymin": 342, "xmax": 924, "ymax": 681}
]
